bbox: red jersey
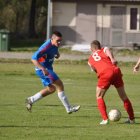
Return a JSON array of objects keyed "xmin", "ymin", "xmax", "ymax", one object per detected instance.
[{"xmin": 88, "ymin": 47, "xmax": 115, "ymax": 76}]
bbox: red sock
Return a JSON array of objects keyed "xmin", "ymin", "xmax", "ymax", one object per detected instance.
[
  {"xmin": 97, "ymin": 98, "xmax": 108, "ymax": 120},
  {"xmin": 124, "ymin": 98, "xmax": 135, "ymax": 120}
]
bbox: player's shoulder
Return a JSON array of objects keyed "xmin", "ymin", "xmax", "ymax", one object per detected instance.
[
  {"xmin": 101, "ymin": 46, "xmax": 111, "ymax": 55},
  {"xmin": 38, "ymin": 39, "xmax": 52, "ymax": 51},
  {"xmin": 41, "ymin": 39, "xmax": 51, "ymax": 47},
  {"xmin": 102, "ymin": 46, "xmax": 109, "ymax": 52}
]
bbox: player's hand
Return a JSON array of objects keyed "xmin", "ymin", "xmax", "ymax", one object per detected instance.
[
  {"xmin": 54, "ymin": 53, "xmax": 60, "ymax": 59},
  {"xmin": 112, "ymin": 60, "xmax": 118, "ymax": 65},
  {"xmin": 41, "ymin": 67, "xmax": 49, "ymax": 76},
  {"xmin": 133, "ymin": 66, "xmax": 139, "ymax": 73}
]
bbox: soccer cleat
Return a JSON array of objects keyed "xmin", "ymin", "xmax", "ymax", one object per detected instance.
[
  {"xmin": 67, "ymin": 105, "xmax": 81, "ymax": 114},
  {"xmin": 124, "ymin": 118, "xmax": 135, "ymax": 124},
  {"xmin": 100, "ymin": 119, "xmax": 109, "ymax": 125},
  {"xmin": 25, "ymin": 98, "xmax": 33, "ymax": 112}
]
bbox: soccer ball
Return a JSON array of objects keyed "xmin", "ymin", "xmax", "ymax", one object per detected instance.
[{"xmin": 108, "ymin": 109, "xmax": 121, "ymax": 122}]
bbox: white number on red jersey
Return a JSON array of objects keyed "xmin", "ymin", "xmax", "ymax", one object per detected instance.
[{"xmin": 92, "ymin": 52, "xmax": 101, "ymax": 61}]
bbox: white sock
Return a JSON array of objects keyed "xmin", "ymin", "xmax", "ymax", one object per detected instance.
[
  {"xmin": 30, "ymin": 92, "xmax": 43, "ymax": 104},
  {"xmin": 57, "ymin": 91, "xmax": 71, "ymax": 111}
]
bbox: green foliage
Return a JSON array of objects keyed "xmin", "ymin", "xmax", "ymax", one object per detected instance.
[
  {"xmin": 0, "ymin": 62, "xmax": 140, "ymax": 140},
  {"xmin": 0, "ymin": 0, "xmax": 6, "ymax": 9},
  {"xmin": 0, "ymin": 0, "xmax": 47, "ymax": 38}
]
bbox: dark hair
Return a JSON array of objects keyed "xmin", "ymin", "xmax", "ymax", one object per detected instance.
[
  {"xmin": 52, "ymin": 31, "xmax": 62, "ymax": 37},
  {"xmin": 91, "ymin": 40, "xmax": 101, "ymax": 49}
]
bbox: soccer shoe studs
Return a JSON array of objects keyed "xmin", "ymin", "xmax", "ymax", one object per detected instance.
[
  {"xmin": 67, "ymin": 105, "xmax": 81, "ymax": 114},
  {"xmin": 25, "ymin": 98, "xmax": 32, "ymax": 112}
]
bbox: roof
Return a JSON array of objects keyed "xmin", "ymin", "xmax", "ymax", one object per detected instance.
[
  {"xmin": 52, "ymin": 0, "xmax": 140, "ymax": 2},
  {"xmin": 99, "ymin": 0, "xmax": 140, "ymax": 1}
]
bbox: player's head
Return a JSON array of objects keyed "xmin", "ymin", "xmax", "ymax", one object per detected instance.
[
  {"xmin": 51, "ymin": 31, "xmax": 62, "ymax": 47},
  {"xmin": 90, "ymin": 40, "xmax": 101, "ymax": 51}
]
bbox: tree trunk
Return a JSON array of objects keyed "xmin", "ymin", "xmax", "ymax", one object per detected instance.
[{"xmin": 28, "ymin": 0, "xmax": 37, "ymax": 38}]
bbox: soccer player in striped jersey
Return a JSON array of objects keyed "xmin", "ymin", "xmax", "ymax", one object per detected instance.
[
  {"xmin": 26, "ymin": 31, "xmax": 80, "ymax": 114},
  {"xmin": 88, "ymin": 40, "xmax": 135, "ymax": 125}
]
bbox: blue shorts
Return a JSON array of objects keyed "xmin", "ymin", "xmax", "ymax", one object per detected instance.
[{"xmin": 35, "ymin": 69, "xmax": 59, "ymax": 87}]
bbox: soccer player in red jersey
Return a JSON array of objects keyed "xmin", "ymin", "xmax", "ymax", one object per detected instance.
[{"xmin": 88, "ymin": 40, "xmax": 135, "ymax": 125}]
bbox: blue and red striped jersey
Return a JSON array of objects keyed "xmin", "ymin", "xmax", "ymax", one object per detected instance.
[{"xmin": 32, "ymin": 39, "xmax": 58, "ymax": 70}]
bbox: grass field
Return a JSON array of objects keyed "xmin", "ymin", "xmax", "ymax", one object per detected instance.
[{"xmin": 0, "ymin": 61, "xmax": 140, "ymax": 140}]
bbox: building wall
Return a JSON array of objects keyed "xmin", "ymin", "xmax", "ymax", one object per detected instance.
[
  {"xmin": 96, "ymin": 3, "xmax": 140, "ymax": 47},
  {"xmin": 52, "ymin": 1, "xmax": 97, "ymax": 46},
  {"xmin": 97, "ymin": 4, "xmax": 110, "ymax": 46},
  {"xmin": 76, "ymin": 1, "xmax": 97, "ymax": 44},
  {"xmin": 52, "ymin": 1, "xmax": 140, "ymax": 48},
  {"xmin": 52, "ymin": 2, "xmax": 76, "ymax": 45}
]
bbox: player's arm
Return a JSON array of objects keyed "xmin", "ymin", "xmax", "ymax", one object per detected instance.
[
  {"xmin": 104, "ymin": 47, "xmax": 117, "ymax": 65},
  {"xmin": 31, "ymin": 50, "xmax": 49, "ymax": 76},
  {"xmin": 31, "ymin": 59, "xmax": 49, "ymax": 76},
  {"xmin": 133, "ymin": 57, "xmax": 140, "ymax": 72}
]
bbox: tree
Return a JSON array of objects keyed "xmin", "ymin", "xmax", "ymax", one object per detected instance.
[
  {"xmin": 28, "ymin": 0, "xmax": 48, "ymax": 38},
  {"xmin": 0, "ymin": 0, "xmax": 47, "ymax": 39},
  {"xmin": 28, "ymin": 0, "xmax": 37, "ymax": 38}
]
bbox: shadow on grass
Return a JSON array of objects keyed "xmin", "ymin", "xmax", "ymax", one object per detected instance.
[
  {"xmin": 0, "ymin": 120, "xmax": 140, "ymax": 128},
  {"xmin": 0, "ymin": 125, "xmax": 94, "ymax": 128}
]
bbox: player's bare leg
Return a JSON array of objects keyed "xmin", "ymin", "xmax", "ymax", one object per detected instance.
[{"xmin": 26, "ymin": 85, "xmax": 56, "ymax": 112}]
